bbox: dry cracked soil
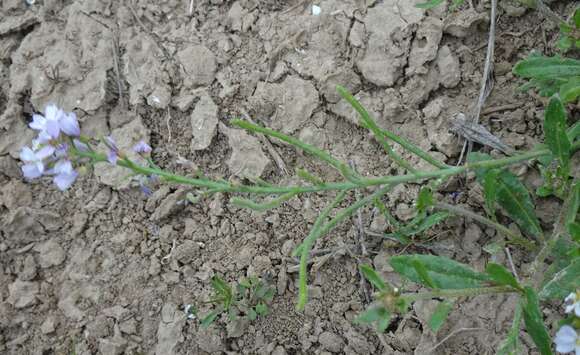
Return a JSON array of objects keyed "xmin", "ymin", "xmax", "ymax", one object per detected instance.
[{"xmin": 1, "ymin": 0, "xmax": 579, "ymax": 354}]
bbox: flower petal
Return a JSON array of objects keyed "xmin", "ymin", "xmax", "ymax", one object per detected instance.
[
  {"xmin": 29, "ymin": 114, "xmax": 46, "ymax": 130},
  {"xmin": 19, "ymin": 146, "xmax": 36, "ymax": 162},
  {"xmin": 73, "ymin": 139, "xmax": 89, "ymax": 152},
  {"xmin": 44, "ymin": 104, "xmax": 62, "ymax": 121},
  {"xmin": 107, "ymin": 150, "xmax": 118, "ymax": 165},
  {"xmin": 21, "ymin": 163, "xmax": 43, "ymax": 179},
  {"xmin": 54, "ymin": 170, "xmax": 78, "ymax": 190},
  {"xmin": 133, "ymin": 140, "xmax": 152, "ymax": 153},
  {"xmin": 45, "ymin": 118, "xmax": 60, "ymax": 139},
  {"xmin": 60, "ymin": 112, "xmax": 80, "ymax": 136},
  {"xmin": 555, "ymin": 325, "xmax": 577, "ymax": 353},
  {"xmin": 36, "ymin": 145, "xmax": 56, "ymax": 160}
]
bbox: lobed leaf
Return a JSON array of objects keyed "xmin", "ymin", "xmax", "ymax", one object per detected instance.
[
  {"xmin": 389, "ymin": 255, "xmax": 490, "ymax": 289},
  {"xmin": 522, "ymin": 287, "xmax": 552, "ymax": 355}
]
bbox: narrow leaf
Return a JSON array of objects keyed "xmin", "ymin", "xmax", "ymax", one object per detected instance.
[
  {"xmin": 485, "ymin": 263, "xmax": 521, "ymax": 290},
  {"xmin": 412, "ymin": 259, "xmax": 437, "ymax": 289},
  {"xmin": 544, "ymin": 95, "xmax": 571, "ymax": 174},
  {"xmin": 470, "ymin": 153, "xmax": 543, "ymax": 238},
  {"xmin": 564, "ymin": 182, "xmax": 580, "ymax": 230},
  {"xmin": 377, "ymin": 313, "xmax": 392, "ymax": 332},
  {"xmin": 559, "ymin": 77, "xmax": 580, "ymax": 103},
  {"xmin": 539, "ymin": 259, "xmax": 580, "ymax": 300},
  {"xmin": 522, "ymin": 287, "xmax": 552, "ymax": 355},
  {"xmin": 567, "ymin": 121, "xmax": 580, "ymax": 141},
  {"xmin": 416, "ymin": 187, "xmax": 434, "ymax": 214},
  {"xmin": 355, "ymin": 306, "xmax": 386, "ymax": 324},
  {"xmin": 483, "ymin": 169, "xmax": 499, "ymax": 218},
  {"xmin": 428, "ymin": 300, "xmax": 454, "ymax": 333},
  {"xmin": 360, "ymin": 265, "xmax": 387, "ymax": 291},
  {"xmin": 389, "ymin": 255, "xmax": 490, "ymax": 289},
  {"xmin": 388, "ymin": 212, "xmax": 449, "ymax": 239},
  {"xmin": 513, "ymin": 56, "xmax": 580, "ymax": 79},
  {"xmin": 415, "ymin": 0, "xmax": 445, "ymax": 9},
  {"xmin": 201, "ymin": 310, "xmax": 220, "ymax": 328},
  {"xmin": 497, "ymin": 302, "xmax": 523, "ymax": 355}
]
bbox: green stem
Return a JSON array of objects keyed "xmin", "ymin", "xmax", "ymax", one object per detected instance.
[
  {"xmin": 402, "ymin": 285, "xmax": 518, "ymax": 302},
  {"xmin": 77, "ymin": 140, "xmax": 580, "ymax": 196},
  {"xmin": 297, "ymin": 185, "xmax": 392, "ymax": 310},
  {"xmin": 434, "ymin": 202, "xmax": 537, "ymax": 251},
  {"xmin": 336, "ymin": 85, "xmax": 449, "ymax": 170}
]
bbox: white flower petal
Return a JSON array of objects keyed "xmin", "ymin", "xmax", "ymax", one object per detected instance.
[
  {"xmin": 29, "ymin": 114, "xmax": 46, "ymax": 130},
  {"xmin": 36, "ymin": 146, "xmax": 55, "ymax": 160},
  {"xmin": 565, "ymin": 293, "xmax": 576, "ymax": 303},
  {"xmin": 555, "ymin": 325, "xmax": 577, "ymax": 353},
  {"xmin": 21, "ymin": 164, "xmax": 42, "ymax": 179},
  {"xmin": 19, "ymin": 146, "xmax": 36, "ymax": 162}
]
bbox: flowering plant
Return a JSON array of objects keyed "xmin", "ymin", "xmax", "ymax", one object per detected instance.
[{"xmin": 20, "ymin": 89, "xmax": 579, "ymax": 353}]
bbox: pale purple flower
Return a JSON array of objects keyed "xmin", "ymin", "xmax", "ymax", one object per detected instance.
[
  {"xmin": 565, "ymin": 292, "xmax": 580, "ymax": 317},
  {"xmin": 73, "ymin": 139, "xmax": 89, "ymax": 152},
  {"xmin": 133, "ymin": 140, "xmax": 152, "ymax": 154},
  {"xmin": 54, "ymin": 143, "xmax": 69, "ymax": 159},
  {"xmin": 52, "ymin": 160, "xmax": 78, "ymax": 191},
  {"xmin": 104, "ymin": 136, "xmax": 119, "ymax": 165},
  {"xmin": 29, "ymin": 104, "xmax": 64, "ymax": 140},
  {"xmin": 554, "ymin": 325, "xmax": 579, "ymax": 354},
  {"xmin": 20, "ymin": 145, "xmax": 55, "ymax": 179},
  {"xmin": 59, "ymin": 111, "xmax": 80, "ymax": 137}
]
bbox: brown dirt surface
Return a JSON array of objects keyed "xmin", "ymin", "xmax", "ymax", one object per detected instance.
[{"xmin": 1, "ymin": 0, "xmax": 578, "ymax": 354}]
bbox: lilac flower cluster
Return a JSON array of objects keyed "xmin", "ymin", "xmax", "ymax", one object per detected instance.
[
  {"xmin": 19, "ymin": 104, "xmax": 154, "ymax": 192},
  {"xmin": 20, "ymin": 104, "xmax": 81, "ymax": 190}
]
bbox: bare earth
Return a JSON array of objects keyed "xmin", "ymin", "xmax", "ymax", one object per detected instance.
[{"xmin": 1, "ymin": 0, "xmax": 578, "ymax": 354}]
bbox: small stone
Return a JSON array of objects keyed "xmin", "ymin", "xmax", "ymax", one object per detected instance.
[
  {"xmin": 147, "ymin": 86, "xmax": 171, "ymax": 109},
  {"xmin": 19, "ymin": 255, "xmax": 37, "ymax": 281},
  {"xmin": 318, "ymin": 331, "xmax": 345, "ymax": 353},
  {"xmin": 195, "ymin": 327, "xmax": 225, "ymax": 353},
  {"xmin": 149, "ymin": 257, "xmax": 161, "ymax": 276},
  {"xmin": 174, "ymin": 240, "xmax": 200, "ymax": 264},
  {"xmin": 162, "ymin": 271, "xmax": 180, "ymax": 284},
  {"xmin": 436, "ymin": 46, "xmax": 460, "ymax": 89},
  {"xmin": 220, "ymin": 124, "xmax": 270, "ymax": 179},
  {"xmin": 235, "ymin": 245, "xmax": 256, "ymax": 269},
  {"xmin": 8, "ymin": 280, "xmax": 39, "ymax": 308},
  {"xmin": 177, "ymin": 45, "xmax": 217, "ymax": 88},
  {"xmin": 272, "ymin": 345, "xmax": 287, "ymax": 355},
  {"xmin": 191, "ymin": 94, "xmax": 218, "ymax": 151},
  {"xmin": 40, "ymin": 316, "xmax": 57, "ymax": 334},
  {"xmin": 423, "ymin": 98, "xmax": 444, "ymax": 120},
  {"xmin": 35, "ymin": 240, "xmax": 65, "ymax": 268}
]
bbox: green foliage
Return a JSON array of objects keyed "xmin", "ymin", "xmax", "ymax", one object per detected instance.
[
  {"xmin": 497, "ymin": 304, "xmax": 523, "ymax": 355},
  {"xmin": 513, "ymin": 54, "xmax": 580, "ymax": 103},
  {"xmin": 544, "ymin": 95, "xmax": 571, "ymax": 178},
  {"xmin": 415, "ymin": 0, "xmax": 464, "ymax": 10},
  {"xmin": 470, "ymin": 153, "xmax": 543, "ymax": 238},
  {"xmin": 522, "ymin": 287, "xmax": 553, "ymax": 355},
  {"xmin": 196, "ymin": 276, "xmax": 275, "ymax": 328},
  {"xmin": 428, "ymin": 300, "xmax": 454, "ymax": 333},
  {"xmin": 557, "ymin": 7, "xmax": 580, "ymax": 52},
  {"xmin": 360, "ymin": 265, "xmax": 388, "ymax": 292},
  {"xmin": 539, "ymin": 259, "xmax": 580, "ymax": 300},
  {"xmin": 485, "ymin": 263, "xmax": 522, "ymax": 290},
  {"xmin": 389, "ymin": 255, "xmax": 490, "ymax": 289}
]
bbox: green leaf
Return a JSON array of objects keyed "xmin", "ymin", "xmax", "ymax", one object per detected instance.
[
  {"xmin": 255, "ymin": 303, "xmax": 269, "ymax": 316},
  {"xmin": 565, "ymin": 182, "xmax": 580, "ymax": 228},
  {"xmin": 415, "ymin": 0, "xmax": 445, "ymax": 9},
  {"xmin": 377, "ymin": 314, "xmax": 392, "ymax": 332},
  {"xmin": 497, "ymin": 303, "xmax": 523, "ymax": 355},
  {"xmin": 412, "ymin": 259, "xmax": 437, "ymax": 289},
  {"xmin": 574, "ymin": 7, "xmax": 580, "ymax": 28},
  {"xmin": 200, "ymin": 310, "xmax": 220, "ymax": 328},
  {"xmin": 389, "ymin": 255, "xmax": 490, "ymax": 289},
  {"xmin": 388, "ymin": 212, "xmax": 450, "ymax": 239},
  {"xmin": 513, "ymin": 55, "xmax": 580, "ymax": 79},
  {"xmin": 522, "ymin": 287, "xmax": 552, "ymax": 355},
  {"xmin": 539, "ymin": 259, "xmax": 580, "ymax": 300},
  {"xmin": 483, "ymin": 169, "xmax": 499, "ymax": 218},
  {"xmin": 428, "ymin": 300, "xmax": 454, "ymax": 333},
  {"xmin": 558, "ymin": 36, "xmax": 573, "ymax": 51},
  {"xmin": 567, "ymin": 121, "xmax": 580, "ymax": 141},
  {"xmin": 416, "ymin": 187, "xmax": 434, "ymax": 214},
  {"xmin": 544, "ymin": 95, "xmax": 572, "ymax": 175},
  {"xmin": 355, "ymin": 306, "xmax": 387, "ymax": 324},
  {"xmin": 485, "ymin": 263, "xmax": 522, "ymax": 290},
  {"xmin": 247, "ymin": 308, "xmax": 257, "ymax": 321},
  {"xmin": 211, "ymin": 276, "xmax": 233, "ymax": 309},
  {"xmin": 470, "ymin": 153, "xmax": 543, "ymax": 238},
  {"xmin": 559, "ymin": 77, "xmax": 580, "ymax": 103},
  {"xmin": 569, "ymin": 222, "xmax": 580, "ymax": 240},
  {"xmin": 360, "ymin": 265, "xmax": 387, "ymax": 291}
]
